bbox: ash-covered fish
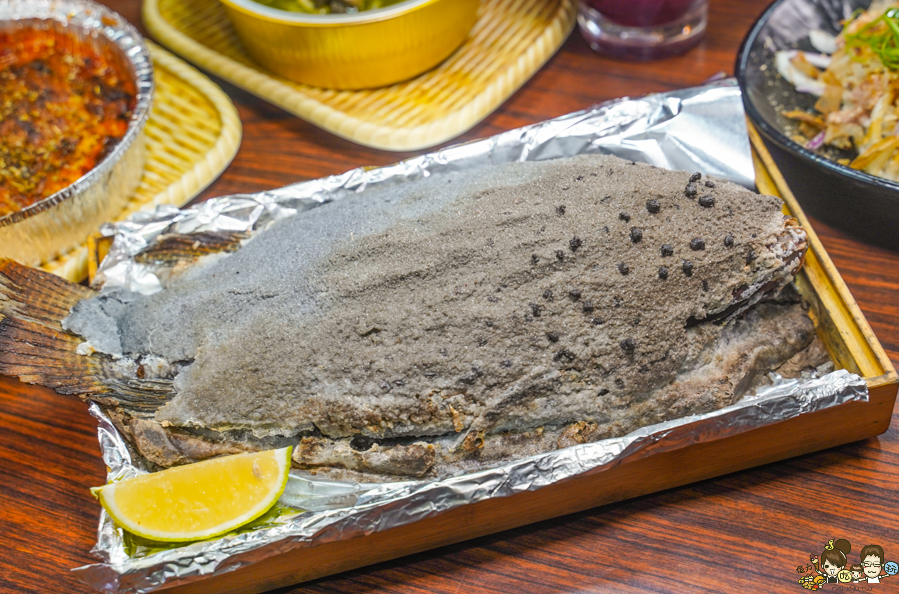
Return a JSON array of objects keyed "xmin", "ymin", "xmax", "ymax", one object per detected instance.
[{"xmin": 0, "ymin": 155, "xmax": 821, "ymax": 481}]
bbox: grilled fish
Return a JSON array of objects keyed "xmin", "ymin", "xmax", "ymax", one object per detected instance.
[{"xmin": 0, "ymin": 155, "xmax": 821, "ymax": 481}]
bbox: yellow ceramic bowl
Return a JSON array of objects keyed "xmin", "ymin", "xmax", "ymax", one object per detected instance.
[{"xmin": 217, "ymin": 0, "xmax": 480, "ymax": 90}]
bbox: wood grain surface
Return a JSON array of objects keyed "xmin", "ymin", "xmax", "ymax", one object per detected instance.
[{"xmin": 1, "ymin": 1, "xmax": 898, "ymax": 593}]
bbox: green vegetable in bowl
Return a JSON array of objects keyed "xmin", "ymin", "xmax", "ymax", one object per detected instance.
[
  {"xmin": 845, "ymin": 7, "xmax": 899, "ymax": 71},
  {"xmin": 250, "ymin": 0, "xmax": 408, "ymax": 14}
]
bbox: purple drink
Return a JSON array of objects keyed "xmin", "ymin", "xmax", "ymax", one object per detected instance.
[
  {"xmin": 578, "ymin": 0, "xmax": 708, "ymax": 60},
  {"xmin": 585, "ymin": 0, "xmax": 704, "ymax": 28}
]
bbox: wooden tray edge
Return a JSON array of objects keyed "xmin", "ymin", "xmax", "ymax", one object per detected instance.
[{"xmin": 748, "ymin": 121, "xmax": 896, "ymax": 385}]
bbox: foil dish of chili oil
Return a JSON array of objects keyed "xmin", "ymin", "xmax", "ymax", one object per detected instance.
[{"xmin": 0, "ymin": 25, "xmax": 136, "ymax": 217}]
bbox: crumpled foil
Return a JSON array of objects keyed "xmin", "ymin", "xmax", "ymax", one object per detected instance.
[{"xmin": 73, "ymin": 80, "xmax": 869, "ymax": 593}]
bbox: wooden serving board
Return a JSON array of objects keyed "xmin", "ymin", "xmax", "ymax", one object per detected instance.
[{"xmin": 91, "ymin": 124, "xmax": 898, "ymax": 594}]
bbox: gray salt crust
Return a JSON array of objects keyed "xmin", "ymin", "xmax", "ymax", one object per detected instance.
[{"xmin": 64, "ymin": 155, "xmax": 803, "ymax": 450}]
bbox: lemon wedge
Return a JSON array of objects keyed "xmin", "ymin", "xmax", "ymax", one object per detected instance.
[{"xmin": 94, "ymin": 447, "xmax": 292, "ymax": 542}]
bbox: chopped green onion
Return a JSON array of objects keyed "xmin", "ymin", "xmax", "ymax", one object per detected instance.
[{"xmin": 845, "ymin": 8, "xmax": 899, "ymax": 70}]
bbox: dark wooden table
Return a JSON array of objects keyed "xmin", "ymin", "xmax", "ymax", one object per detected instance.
[{"xmin": 2, "ymin": 1, "xmax": 898, "ymax": 592}]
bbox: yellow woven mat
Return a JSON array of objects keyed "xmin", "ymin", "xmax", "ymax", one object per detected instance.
[
  {"xmin": 143, "ymin": 0, "xmax": 577, "ymax": 151},
  {"xmin": 41, "ymin": 42, "xmax": 242, "ymax": 283}
]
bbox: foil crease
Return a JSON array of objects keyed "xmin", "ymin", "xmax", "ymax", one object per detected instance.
[{"xmin": 73, "ymin": 80, "xmax": 867, "ymax": 593}]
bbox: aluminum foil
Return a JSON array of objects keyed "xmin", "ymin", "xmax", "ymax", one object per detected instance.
[
  {"xmin": 73, "ymin": 80, "xmax": 869, "ymax": 593},
  {"xmin": 75, "ymin": 370, "xmax": 867, "ymax": 593},
  {"xmin": 0, "ymin": 0, "xmax": 153, "ymax": 267}
]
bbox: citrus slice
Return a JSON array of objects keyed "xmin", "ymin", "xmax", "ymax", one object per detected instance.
[{"xmin": 93, "ymin": 446, "xmax": 292, "ymax": 542}]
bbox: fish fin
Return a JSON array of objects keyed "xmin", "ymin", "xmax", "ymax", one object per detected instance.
[
  {"xmin": 0, "ymin": 307, "xmax": 109, "ymax": 395},
  {"xmin": 134, "ymin": 231, "xmax": 249, "ymax": 267},
  {"xmin": 0, "ymin": 257, "xmax": 96, "ymax": 325},
  {"xmin": 98, "ymin": 377, "xmax": 176, "ymax": 418}
]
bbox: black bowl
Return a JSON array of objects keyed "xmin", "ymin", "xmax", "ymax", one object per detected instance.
[{"xmin": 736, "ymin": 0, "xmax": 899, "ymax": 250}]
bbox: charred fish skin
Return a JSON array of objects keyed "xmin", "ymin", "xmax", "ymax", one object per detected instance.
[{"xmin": 5, "ymin": 154, "xmax": 815, "ymax": 479}]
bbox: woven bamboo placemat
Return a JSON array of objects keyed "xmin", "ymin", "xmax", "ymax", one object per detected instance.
[
  {"xmin": 41, "ymin": 42, "xmax": 242, "ymax": 283},
  {"xmin": 143, "ymin": 0, "xmax": 577, "ymax": 151}
]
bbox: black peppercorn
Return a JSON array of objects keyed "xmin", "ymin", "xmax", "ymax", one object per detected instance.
[
  {"xmin": 704, "ymin": 180, "xmax": 715, "ymax": 188},
  {"xmin": 582, "ymin": 301, "xmax": 594, "ymax": 313},
  {"xmin": 658, "ymin": 266, "xmax": 669, "ymax": 280},
  {"xmin": 556, "ymin": 205, "xmax": 566, "ymax": 215},
  {"xmin": 554, "ymin": 348, "xmax": 576, "ymax": 362},
  {"xmin": 689, "ymin": 172, "xmax": 702, "ymax": 183},
  {"xmin": 698, "ymin": 195, "xmax": 715, "ymax": 208},
  {"xmin": 619, "ymin": 212, "xmax": 631, "ymax": 222},
  {"xmin": 555, "ymin": 250, "xmax": 565, "ymax": 262},
  {"xmin": 529, "ymin": 303, "xmax": 541, "ymax": 317},
  {"xmin": 685, "ymin": 183, "xmax": 698, "ymax": 197},
  {"xmin": 660, "ymin": 244, "xmax": 674, "ymax": 257},
  {"xmin": 543, "ymin": 289, "xmax": 553, "ymax": 301},
  {"xmin": 617, "ymin": 262, "xmax": 630, "ymax": 275},
  {"xmin": 547, "ymin": 331, "xmax": 559, "ymax": 343},
  {"xmin": 569, "ymin": 236, "xmax": 582, "ymax": 251},
  {"xmin": 646, "ymin": 199, "xmax": 661, "ymax": 214},
  {"xmin": 682, "ymin": 260, "xmax": 694, "ymax": 276},
  {"xmin": 620, "ymin": 338, "xmax": 636, "ymax": 351},
  {"xmin": 592, "ymin": 317, "xmax": 605, "ymax": 325},
  {"xmin": 630, "ymin": 227, "xmax": 643, "ymax": 243},
  {"xmin": 690, "ymin": 238, "xmax": 705, "ymax": 251},
  {"xmin": 569, "ymin": 289, "xmax": 582, "ymax": 300},
  {"xmin": 724, "ymin": 233, "xmax": 734, "ymax": 247},
  {"xmin": 531, "ymin": 254, "xmax": 539, "ymax": 265}
]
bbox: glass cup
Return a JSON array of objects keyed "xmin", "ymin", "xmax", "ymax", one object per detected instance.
[{"xmin": 577, "ymin": 0, "xmax": 708, "ymax": 61}]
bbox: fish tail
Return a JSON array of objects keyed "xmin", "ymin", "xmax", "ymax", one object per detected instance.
[
  {"xmin": 0, "ymin": 258, "xmax": 177, "ymax": 412},
  {"xmin": 0, "ymin": 258, "xmax": 106, "ymax": 394}
]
